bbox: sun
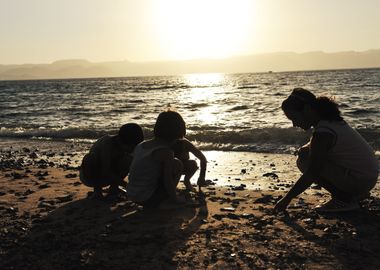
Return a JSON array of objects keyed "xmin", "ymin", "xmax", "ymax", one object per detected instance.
[{"xmin": 152, "ymin": 0, "xmax": 256, "ymax": 60}]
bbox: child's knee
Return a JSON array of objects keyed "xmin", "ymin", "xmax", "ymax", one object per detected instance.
[
  {"xmin": 172, "ymin": 158, "xmax": 184, "ymax": 175},
  {"xmin": 79, "ymin": 169, "xmax": 94, "ymax": 187},
  {"xmin": 186, "ymin": 160, "xmax": 198, "ymax": 174},
  {"xmin": 296, "ymin": 155, "xmax": 309, "ymax": 173}
]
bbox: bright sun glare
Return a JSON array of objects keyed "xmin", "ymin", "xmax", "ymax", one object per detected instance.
[
  {"xmin": 182, "ymin": 73, "xmax": 225, "ymax": 124},
  {"xmin": 153, "ymin": 0, "xmax": 255, "ymax": 60}
]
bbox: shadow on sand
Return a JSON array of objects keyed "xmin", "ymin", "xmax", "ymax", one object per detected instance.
[
  {"xmin": 282, "ymin": 197, "xmax": 380, "ymax": 269},
  {"xmin": 2, "ymin": 195, "xmax": 208, "ymax": 270}
]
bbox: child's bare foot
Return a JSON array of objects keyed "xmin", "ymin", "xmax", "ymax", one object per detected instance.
[
  {"xmin": 88, "ymin": 188, "xmax": 103, "ymax": 200},
  {"xmin": 197, "ymin": 178, "xmax": 207, "ymax": 187},
  {"xmin": 108, "ymin": 185, "xmax": 127, "ymax": 196},
  {"xmin": 184, "ymin": 181, "xmax": 196, "ymax": 192}
]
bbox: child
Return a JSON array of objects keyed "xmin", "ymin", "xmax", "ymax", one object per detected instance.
[
  {"xmin": 275, "ymin": 88, "xmax": 378, "ymax": 213},
  {"xmin": 80, "ymin": 123, "xmax": 144, "ymax": 199},
  {"xmin": 171, "ymin": 138, "xmax": 207, "ymax": 191},
  {"xmin": 126, "ymin": 110, "xmax": 189, "ymax": 208}
]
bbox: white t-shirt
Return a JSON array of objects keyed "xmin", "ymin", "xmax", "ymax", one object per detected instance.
[
  {"xmin": 126, "ymin": 140, "xmax": 169, "ymax": 202},
  {"xmin": 314, "ymin": 120, "xmax": 379, "ymax": 179}
]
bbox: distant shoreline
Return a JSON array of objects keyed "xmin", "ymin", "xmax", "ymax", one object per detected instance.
[
  {"xmin": 1, "ymin": 49, "xmax": 380, "ymax": 81},
  {"xmin": 1, "ymin": 66, "xmax": 379, "ymax": 82}
]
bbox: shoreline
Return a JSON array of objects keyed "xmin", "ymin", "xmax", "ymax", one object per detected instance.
[{"xmin": 1, "ymin": 138, "xmax": 380, "ymax": 269}]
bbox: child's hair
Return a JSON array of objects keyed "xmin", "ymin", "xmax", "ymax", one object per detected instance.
[
  {"xmin": 154, "ymin": 110, "xmax": 186, "ymax": 142},
  {"xmin": 118, "ymin": 123, "xmax": 144, "ymax": 146},
  {"xmin": 281, "ymin": 88, "xmax": 343, "ymax": 121}
]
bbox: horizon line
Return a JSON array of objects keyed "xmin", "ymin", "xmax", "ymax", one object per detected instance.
[{"xmin": 1, "ymin": 48, "xmax": 380, "ymax": 66}]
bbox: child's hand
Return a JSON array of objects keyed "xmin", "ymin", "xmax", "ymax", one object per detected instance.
[
  {"xmin": 274, "ymin": 197, "xmax": 290, "ymax": 212},
  {"xmin": 184, "ymin": 181, "xmax": 196, "ymax": 192}
]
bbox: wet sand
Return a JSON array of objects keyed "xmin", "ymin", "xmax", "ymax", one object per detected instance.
[{"xmin": 1, "ymin": 139, "xmax": 380, "ymax": 270}]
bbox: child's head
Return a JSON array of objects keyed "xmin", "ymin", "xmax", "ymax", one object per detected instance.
[
  {"xmin": 154, "ymin": 110, "xmax": 186, "ymax": 142},
  {"xmin": 118, "ymin": 123, "xmax": 144, "ymax": 147},
  {"xmin": 282, "ymin": 88, "xmax": 343, "ymax": 129}
]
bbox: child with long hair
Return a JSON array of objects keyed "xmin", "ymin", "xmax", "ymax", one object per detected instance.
[{"xmin": 275, "ymin": 88, "xmax": 378, "ymax": 213}]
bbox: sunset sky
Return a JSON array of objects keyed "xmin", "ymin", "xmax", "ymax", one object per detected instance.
[{"xmin": 1, "ymin": 0, "xmax": 380, "ymax": 65}]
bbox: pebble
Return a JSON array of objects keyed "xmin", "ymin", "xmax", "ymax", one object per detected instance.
[
  {"xmin": 262, "ymin": 172, "xmax": 279, "ymax": 179},
  {"xmin": 38, "ymin": 183, "xmax": 50, "ymax": 189},
  {"xmin": 56, "ymin": 194, "xmax": 74, "ymax": 203},
  {"xmin": 220, "ymin": 207, "xmax": 236, "ymax": 212}
]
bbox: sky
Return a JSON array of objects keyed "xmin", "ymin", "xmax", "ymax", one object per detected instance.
[{"xmin": 1, "ymin": 0, "xmax": 380, "ymax": 65}]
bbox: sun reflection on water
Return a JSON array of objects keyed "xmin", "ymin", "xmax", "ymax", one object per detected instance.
[
  {"xmin": 184, "ymin": 73, "xmax": 225, "ymax": 86},
  {"xmin": 182, "ymin": 73, "xmax": 226, "ymax": 125}
]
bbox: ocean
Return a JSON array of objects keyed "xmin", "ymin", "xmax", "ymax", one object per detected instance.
[{"xmin": 0, "ymin": 68, "xmax": 379, "ymax": 154}]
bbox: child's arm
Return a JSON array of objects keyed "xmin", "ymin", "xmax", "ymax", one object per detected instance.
[
  {"xmin": 184, "ymin": 139, "xmax": 207, "ymax": 185},
  {"xmin": 275, "ymin": 132, "xmax": 334, "ymax": 211}
]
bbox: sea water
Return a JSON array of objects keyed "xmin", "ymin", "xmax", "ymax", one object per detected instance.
[{"xmin": 0, "ymin": 68, "xmax": 379, "ymax": 154}]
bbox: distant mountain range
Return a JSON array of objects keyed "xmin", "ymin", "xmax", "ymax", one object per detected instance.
[{"xmin": 1, "ymin": 50, "xmax": 380, "ymax": 80}]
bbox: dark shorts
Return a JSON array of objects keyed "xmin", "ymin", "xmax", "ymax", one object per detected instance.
[{"xmin": 141, "ymin": 177, "xmax": 169, "ymax": 208}]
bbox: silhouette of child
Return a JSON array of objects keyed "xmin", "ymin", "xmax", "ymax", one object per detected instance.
[
  {"xmin": 275, "ymin": 88, "xmax": 378, "ymax": 213},
  {"xmin": 127, "ymin": 110, "xmax": 190, "ymax": 209},
  {"xmin": 80, "ymin": 123, "xmax": 144, "ymax": 199},
  {"xmin": 171, "ymin": 138, "xmax": 207, "ymax": 191}
]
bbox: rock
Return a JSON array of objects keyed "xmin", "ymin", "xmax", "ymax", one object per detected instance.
[
  {"xmin": 220, "ymin": 207, "xmax": 236, "ymax": 212},
  {"xmin": 38, "ymin": 183, "xmax": 50, "ymax": 189},
  {"xmin": 56, "ymin": 194, "xmax": 74, "ymax": 203},
  {"xmin": 23, "ymin": 189, "xmax": 34, "ymax": 196},
  {"xmin": 35, "ymin": 171, "xmax": 48, "ymax": 177},
  {"xmin": 212, "ymin": 214, "xmax": 224, "ymax": 220},
  {"xmin": 38, "ymin": 201, "xmax": 55, "ymax": 210},
  {"xmin": 254, "ymin": 194, "xmax": 274, "ymax": 204},
  {"xmin": 65, "ymin": 173, "xmax": 77, "ymax": 178},
  {"xmin": 262, "ymin": 172, "xmax": 279, "ymax": 179},
  {"xmin": 29, "ymin": 152, "xmax": 38, "ymax": 159},
  {"xmin": 11, "ymin": 172, "xmax": 24, "ymax": 180},
  {"xmin": 231, "ymin": 184, "xmax": 246, "ymax": 191},
  {"xmin": 6, "ymin": 206, "xmax": 18, "ymax": 214},
  {"xmin": 241, "ymin": 213, "xmax": 254, "ymax": 219},
  {"xmin": 311, "ymin": 183, "xmax": 322, "ymax": 190},
  {"xmin": 226, "ymin": 213, "xmax": 240, "ymax": 220}
]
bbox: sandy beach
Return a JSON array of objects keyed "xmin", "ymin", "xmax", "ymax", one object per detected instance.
[{"xmin": 1, "ymin": 139, "xmax": 380, "ymax": 270}]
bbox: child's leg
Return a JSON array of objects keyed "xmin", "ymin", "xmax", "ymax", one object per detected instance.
[
  {"xmin": 80, "ymin": 167, "xmax": 104, "ymax": 198},
  {"xmin": 319, "ymin": 163, "xmax": 376, "ymax": 202},
  {"xmin": 296, "ymin": 147, "xmax": 310, "ymax": 174},
  {"xmin": 172, "ymin": 158, "xmax": 184, "ymax": 187},
  {"xmin": 182, "ymin": 160, "xmax": 198, "ymax": 190},
  {"xmin": 142, "ymin": 159, "xmax": 183, "ymax": 209},
  {"xmin": 107, "ymin": 155, "xmax": 132, "ymax": 195},
  {"xmin": 92, "ymin": 186, "xmax": 104, "ymax": 199},
  {"xmin": 296, "ymin": 148, "xmax": 355, "ymax": 202}
]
